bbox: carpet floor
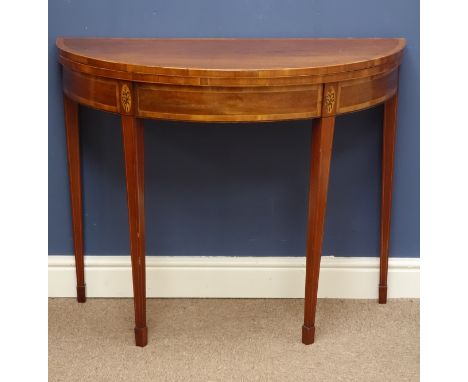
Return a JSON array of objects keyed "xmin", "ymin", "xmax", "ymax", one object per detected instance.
[{"xmin": 49, "ymin": 298, "xmax": 419, "ymax": 381}]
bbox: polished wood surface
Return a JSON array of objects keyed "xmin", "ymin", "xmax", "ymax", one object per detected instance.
[
  {"xmin": 58, "ymin": 38, "xmax": 404, "ymax": 347},
  {"xmin": 58, "ymin": 38, "xmax": 404, "ymax": 122},
  {"xmin": 379, "ymin": 92, "xmax": 399, "ymax": 304},
  {"xmin": 335, "ymin": 69, "xmax": 398, "ymax": 114},
  {"xmin": 121, "ymin": 115, "xmax": 147, "ymax": 347},
  {"xmin": 63, "ymin": 69, "xmax": 119, "ymax": 113},
  {"xmin": 57, "ymin": 38, "xmax": 404, "ymax": 78},
  {"xmin": 302, "ymin": 116, "xmax": 335, "ymax": 344},
  {"xmin": 136, "ymin": 83, "xmax": 323, "ymax": 122},
  {"xmin": 63, "ymin": 95, "xmax": 86, "ymax": 303}
]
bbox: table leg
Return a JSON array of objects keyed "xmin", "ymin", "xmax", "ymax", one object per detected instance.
[
  {"xmin": 379, "ymin": 94, "xmax": 399, "ymax": 304},
  {"xmin": 302, "ymin": 116, "xmax": 335, "ymax": 345},
  {"xmin": 64, "ymin": 95, "xmax": 86, "ymax": 303},
  {"xmin": 121, "ymin": 115, "xmax": 147, "ymax": 347}
]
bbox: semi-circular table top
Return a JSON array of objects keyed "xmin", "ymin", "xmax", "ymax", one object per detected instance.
[
  {"xmin": 57, "ymin": 38, "xmax": 405, "ymax": 122},
  {"xmin": 57, "ymin": 38, "xmax": 405, "ymax": 80}
]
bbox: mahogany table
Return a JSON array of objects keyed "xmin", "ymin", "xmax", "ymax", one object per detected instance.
[{"xmin": 57, "ymin": 38, "xmax": 405, "ymax": 347}]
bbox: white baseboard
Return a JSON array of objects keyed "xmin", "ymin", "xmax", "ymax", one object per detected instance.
[{"xmin": 48, "ymin": 256, "xmax": 419, "ymax": 299}]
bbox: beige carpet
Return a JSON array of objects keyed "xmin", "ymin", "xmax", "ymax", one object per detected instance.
[{"xmin": 49, "ymin": 298, "xmax": 419, "ymax": 381}]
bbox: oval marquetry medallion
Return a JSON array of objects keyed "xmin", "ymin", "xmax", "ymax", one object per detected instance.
[
  {"xmin": 325, "ymin": 86, "xmax": 336, "ymax": 114},
  {"xmin": 121, "ymin": 84, "xmax": 132, "ymax": 113}
]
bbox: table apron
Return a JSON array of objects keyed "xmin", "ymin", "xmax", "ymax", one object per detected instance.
[{"xmin": 62, "ymin": 67, "xmax": 399, "ymax": 122}]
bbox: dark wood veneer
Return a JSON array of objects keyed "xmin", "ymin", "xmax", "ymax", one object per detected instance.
[
  {"xmin": 121, "ymin": 115, "xmax": 147, "ymax": 346},
  {"xmin": 136, "ymin": 84, "xmax": 322, "ymax": 122},
  {"xmin": 63, "ymin": 95, "xmax": 86, "ymax": 303},
  {"xmin": 63, "ymin": 69, "xmax": 119, "ymax": 113}
]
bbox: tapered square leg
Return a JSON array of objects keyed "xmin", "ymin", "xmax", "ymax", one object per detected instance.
[
  {"xmin": 302, "ymin": 116, "xmax": 335, "ymax": 345},
  {"xmin": 121, "ymin": 115, "xmax": 148, "ymax": 347},
  {"xmin": 379, "ymin": 93, "xmax": 399, "ymax": 304},
  {"xmin": 64, "ymin": 95, "xmax": 86, "ymax": 303}
]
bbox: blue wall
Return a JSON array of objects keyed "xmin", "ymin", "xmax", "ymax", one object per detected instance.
[{"xmin": 48, "ymin": 0, "xmax": 419, "ymax": 258}]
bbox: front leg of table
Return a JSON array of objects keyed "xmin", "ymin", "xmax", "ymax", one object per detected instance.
[
  {"xmin": 121, "ymin": 115, "xmax": 148, "ymax": 347},
  {"xmin": 302, "ymin": 116, "xmax": 335, "ymax": 345},
  {"xmin": 379, "ymin": 93, "xmax": 399, "ymax": 304},
  {"xmin": 63, "ymin": 94, "xmax": 86, "ymax": 303}
]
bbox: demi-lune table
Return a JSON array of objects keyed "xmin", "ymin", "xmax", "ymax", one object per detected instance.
[{"xmin": 57, "ymin": 38, "xmax": 405, "ymax": 347}]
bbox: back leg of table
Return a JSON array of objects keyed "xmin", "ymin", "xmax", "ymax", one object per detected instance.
[
  {"xmin": 121, "ymin": 115, "xmax": 148, "ymax": 347},
  {"xmin": 63, "ymin": 95, "xmax": 86, "ymax": 303},
  {"xmin": 379, "ymin": 94, "xmax": 399, "ymax": 304},
  {"xmin": 302, "ymin": 116, "xmax": 335, "ymax": 345}
]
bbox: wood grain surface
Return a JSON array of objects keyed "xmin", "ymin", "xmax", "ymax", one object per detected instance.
[{"xmin": 57, "ymin": 38, "xmax": 404, "ymax": 78}]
